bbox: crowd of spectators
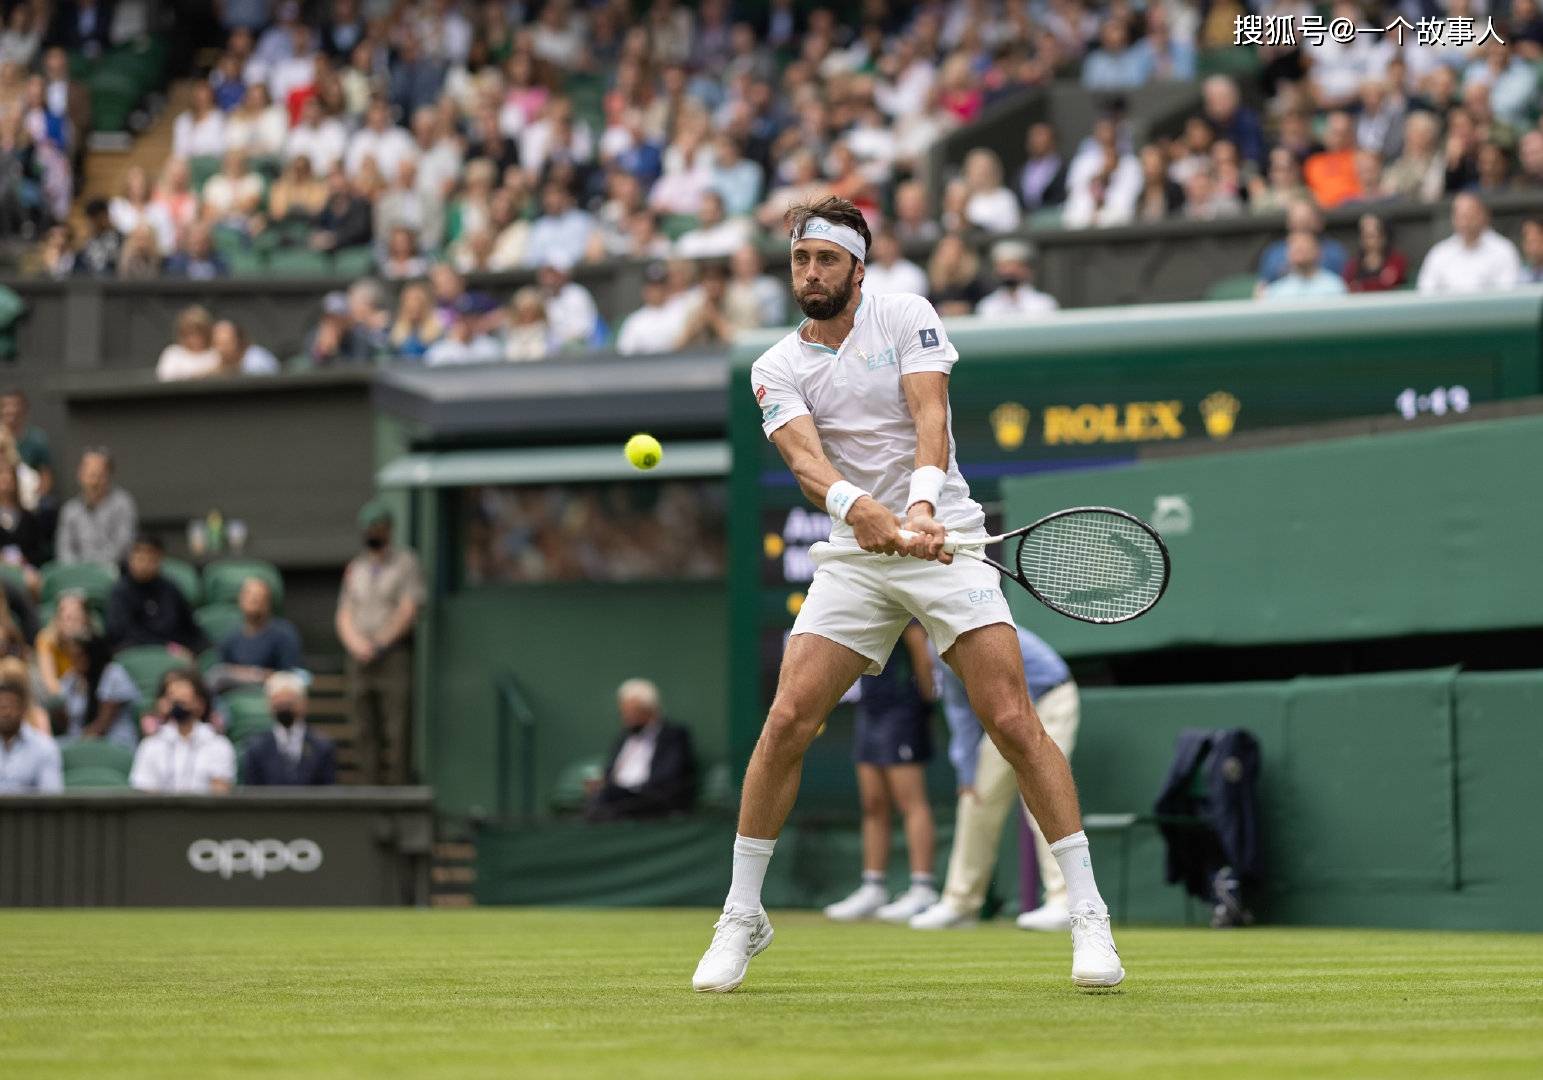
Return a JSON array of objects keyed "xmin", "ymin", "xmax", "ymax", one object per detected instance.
[{"xmin": 13, "ymin": 0, "xmax": 1543, "ymax": 367}]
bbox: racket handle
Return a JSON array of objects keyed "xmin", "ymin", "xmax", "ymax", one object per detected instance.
[{"xmin": 897, "ymin": 529, "xmax": 961, "ymax": 555}]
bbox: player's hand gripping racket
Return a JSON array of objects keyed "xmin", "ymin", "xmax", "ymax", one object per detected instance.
[{"xmin": 819, "ymin": 506, "xmax": 1171, "ymax": 624}]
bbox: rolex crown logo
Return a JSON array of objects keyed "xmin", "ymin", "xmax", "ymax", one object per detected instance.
[
  {"xmin": 1200, "ymin": 391, "xmax": 1240, "ymax": 440},
  {"xmin": 990, "ymin": 402, "xmax": 1030, "ymax": 450}
]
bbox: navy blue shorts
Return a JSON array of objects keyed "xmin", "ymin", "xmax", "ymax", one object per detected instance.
[{"xmin": 852, "ymin": 705, "xmax": 933, "ymax": 766}]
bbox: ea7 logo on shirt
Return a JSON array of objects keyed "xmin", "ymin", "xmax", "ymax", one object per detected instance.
[
  {"xmin": 918, "ymin": 328, "xmax": 940, "ymax": 349},
  {"xmin": 863, "ymin": 346, "xmax": 897, "ymax": 370},
  {"xmin": 187, "ymin": 838, "xmax": 324, "ymax": 880}
]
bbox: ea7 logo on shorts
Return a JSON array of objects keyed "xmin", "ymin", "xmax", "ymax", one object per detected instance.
[
  {"xmin": 967, "ymin": 588, "xmax": 1000, "ymax": 605},
  {"xmin": 918, "ymin": 328, "xmax": 940, "ymax": 349},
  {"xmin": 755, "ymin": 384, "xmax": 767, "ymax": 404}
]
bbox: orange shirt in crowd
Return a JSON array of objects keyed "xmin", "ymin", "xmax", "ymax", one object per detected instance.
[{"xmin": 1303, "ymin": 149, "xmax": 1361, "ymax": 208}]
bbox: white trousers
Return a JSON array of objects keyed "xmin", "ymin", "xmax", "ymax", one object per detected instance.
[{"xmin": 940, "ymin": 682, "xmax": 1081, "ymax": 914}]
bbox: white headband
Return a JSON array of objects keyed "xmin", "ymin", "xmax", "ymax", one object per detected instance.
[{"xmin": 792, "ymin": 217, "xmax": 866, "ymax": 263}]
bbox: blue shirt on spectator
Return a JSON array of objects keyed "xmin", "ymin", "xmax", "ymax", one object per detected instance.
[
  {"xmin": 712, "ymin": 160, "xmax": 765, "ymax": 218},
  {"xmin": 1258, "ymin": 237, "xmax": 1348, "ymax": 284},
  {"xmin": 219, "ymin": 618, "xmax": 304, "ymax": 674},
  {"xmin": 1262, "ymin": 269, "xmax": 1349, "ymax": 299},
  {"xmin": 522, "ymin": 210, "xmax": 595, "ymax": 269},
  {"xmin": 1082, "ymin": 47, "xmax": 1151, "ymax": 90},
  {"xmin": 61, "ymin": 661, "xmax": 140, "ymax": 749},
  {"xmin": 615, "ymin": 141, "xmax": 663, "ymax": 186},
  {"xmin": 0, "ymin": 724, "xmax": 63, "ymax": 793},
  {"xmin": 1133, "ymin": 38, "xmax": 1196, "ymax": 83},
  {"xmin": 933, "ymin": 626, "xmax": 1071, "ymax": 789}
]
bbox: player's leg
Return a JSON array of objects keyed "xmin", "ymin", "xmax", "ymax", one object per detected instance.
[
  {"xmin": 914, "ymin": 732, "xmax": 1019, "ymax": 928},
  {"xmin": 825, "ymin": 763, "xmax": 893, "ymax": 921},
  {"xmin": 945, "ymin": 624, "xmax": 1123, "ymax": 988},
  {"xmin": 874, "ymin": 763, "xmax": 940, "ymax": 922},
  {"xmin": 693, "ymin": 631, "xmax": 873, "ymax": 992},
  {"xmin": 1018, "ymin": 682, "xmax": 1081, "ymax": 931}
]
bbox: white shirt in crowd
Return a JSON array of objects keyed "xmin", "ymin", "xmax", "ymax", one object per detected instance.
[
  {"xmin": 976, "ymin": 284, "xmax": 1061, "ymax": 318},
  {"xmin": 173, "ymin": 111, "xmax": 227, "ymax": 159},
  {"xmin": 545, "ymin": 282, "xmax": 600, "ymax": 349},
  {"xmin": 1417, "ymin": 229, "xmax": 1523, "ymax": 296},
  {"xmin": 965, "ymin": 187, "xmax": 1023, "ymax": 233},
  {"xmin": 201, "ymin": 173, "xmax": 264, "ymax": 218},
  {"xmin": 1062, "ymin": 153, "xmax": 1142, "ymax": 228},
  {"xmin": 675, "ymin": 217, "xmax": 755, "ymax": 259},
  {"xmin": 273, "ymin": 720, "xmax": 307, "ymax": 762},
  {"xmin": 861, "ymin": 258, "xmax": 929, "ymax": 297},
  {"xmin": 611, "ymin": 722, "xmax": 661, "ymax": 790},
  {"xmin": 753, "ymin": 291, "xmax": 986, "ymax": 539},
  {"xmin": 224, "ymin": 107, "xmax": 289, "ymax": 158},
  {"xmin": 284, "ymin": 118, "xmax": 349, "ymax": 174},
  {"xmin": 130, "ymin": 722, "xmax": 236, "ymax": 794},
  {"xmin": 424, "ymin": 334, "xmax": 503, "ymax": 366},
  {"xmin": 345, "ymin": 125, "xmax": 416, "ymax": 179},
  {"xmin": 156, "ymin": 345, "xmax": 222, "ymax": 381},
  {"xmin": 616, "ymin": 300, "xmax": 689, "ymax": 355},
  {"xmin": 109, "ymin": 198, "xmax": 175, "ymax": 254}
]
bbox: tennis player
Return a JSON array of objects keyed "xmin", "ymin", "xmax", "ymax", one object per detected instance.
[{"xmin": 692, "ymin": 197, "xmax": 1123, "ymax": 993}]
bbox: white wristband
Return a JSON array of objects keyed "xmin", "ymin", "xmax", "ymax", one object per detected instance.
[
  {"xmin": 907, "ymin": 466, "xmax": 946, "ymax": 514},
  {"xmin": 825, "ymin": 480, "xmax": 868, "ymax": 524}
]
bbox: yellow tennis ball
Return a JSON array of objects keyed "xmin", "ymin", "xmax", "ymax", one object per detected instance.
[{"xmin": 625, "ymin": 433, "xmax": 663, "ymax": 470}]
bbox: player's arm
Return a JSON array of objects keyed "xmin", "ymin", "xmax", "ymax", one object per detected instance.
[
  {"xmin": 769, "ymin": 416, "xmax": 905, "ymax": 555},
  {"xmin": 899, "ymin": 371, "xmax": 953, "ymax": 563}
]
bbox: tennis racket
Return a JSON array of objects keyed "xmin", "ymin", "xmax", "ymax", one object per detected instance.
[{"xmin": 818, "ymin": 506, "xmax": 1171, "ymax": 624}]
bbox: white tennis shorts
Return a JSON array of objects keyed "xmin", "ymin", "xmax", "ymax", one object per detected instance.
[{"xmin": 793, "ymin": 538, "xmax": 1016, "ymax": 674}]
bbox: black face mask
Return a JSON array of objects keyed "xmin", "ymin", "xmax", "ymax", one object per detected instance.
[
  {"xmin": 273, "ymin": 708, "xmax": 298, "ymax": 728},
  {"xmin": 364, "ymin": 533, "xmax": 387, "ymax": 551},
  {"xmin": 168, "ymin": 702, "xmax": 192, "ymax": 723}
]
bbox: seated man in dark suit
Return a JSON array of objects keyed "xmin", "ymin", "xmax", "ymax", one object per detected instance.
[
  {"xmin": 242, "ymin": 672, "xmax": 337, "ymax": 786},
  {"xmin": 105, "ymin": 533, "xmax": 209, "ymax": 655},
  {"xmin": 585, "ymin": 678, "xmax": 697, "ymax": 821}
]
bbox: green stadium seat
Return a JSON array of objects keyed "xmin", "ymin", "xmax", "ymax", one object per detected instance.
[
  {"xmin": 160, "ymin": 557, "xmax": 202, "ymax": 606},
  {"xmin": 212, "ymin": 225, "xmax": 250, "ymax": 259},
  {"xmin": 1204, "ymin": 273, "xmax": 1259, "ymax": 301},
  {"xmin": 198, "ymin": 648, "xmax": 220, "ymax": 674},
  {"xmin": 194, "ymin": 603, "xmax": 244, "ymax": 649},
  {"xmin": 0, "ymin": 560, "xmax": 28, "ymax": 595},
  {"xmin": 64, "ymin": 766, "xmax": 133, "ymax": 789},
  {"xmin": 189, "ymin": 155, "xmax": 222, "ymax": 192},
  {"xmin": 1029, "ymin": 206, "xmax": 1064, "ymax": 229},
  {"xmin": 1198, "ymin": 45, "xmax": 1262, "ymax": 78},
  {"xmin": 113, "ymin": 645, "xmax": 188, "ymax": 706},
  {"xmin": 267, "ymin": 248, "xmax": 334, "ymax": 277},
  {"xmin": 228, "ymin": 249, "xmax": 268, "ymax": 278},
  {"xmin": 550, "ymin": 757, "xmax": 605, "ymax": 814},
  {"xmin": 222, "ymin": 688, "xmax": 274, "ymax": 748},
  {"xmin": 202, "ymin": 559, "xmax": 284, "ymax": 609},
  {"xmin": 660, "ymin": 214, "xmax": 699, "ymax": 241},
  {"xmin": 332, "ymin": 245, "xmax": 376, "ymax": 278},
  {"xmin": 41, "ymin": 561, "xmax": 117, "ymax": 610},
  {"xmin": 60, "ymin": 739, "xmax": 135, "ymax": 778}
]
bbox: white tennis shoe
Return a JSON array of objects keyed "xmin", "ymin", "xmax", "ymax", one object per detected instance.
[
  {"xmin": 822, "ymin": 882, "xmax": 888, "ymax": 921},
  {"xmin": 876, "ymin": 883, "xmax": 940, "ymax": 924},
  {"xmin": 1069, "ymin": 903, "xmax": 1125, "ymax": 989},
  {"xmin": 908, "ymin": 900, "xmax": 978, "ymax": 930},
  {"xmin": 1016, "ymin": 901, "xmax": 1072, "ymax": 932},
  {"xmin": 692, "ymin": 906, "xmax": 774, "ymax": 993}
]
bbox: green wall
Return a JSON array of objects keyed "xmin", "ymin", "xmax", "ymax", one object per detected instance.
[{"xmin": 428, "ymin": 583, "xmax": 728, "ymax": 819}]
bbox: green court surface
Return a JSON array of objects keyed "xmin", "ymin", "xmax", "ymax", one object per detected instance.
[{"xmin": 2, "ymin": 910, "xmax": 1539, "ymax": 1079}]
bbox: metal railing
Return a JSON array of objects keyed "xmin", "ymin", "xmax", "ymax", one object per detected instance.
[{"xmin": 493, "ymin": 673, "xmax": 539, "ymax": 820}]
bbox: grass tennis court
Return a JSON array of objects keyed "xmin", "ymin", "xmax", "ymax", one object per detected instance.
[{"xmin": 3, "ymin": 910, "xmax": 1540, "ymax": 1079}]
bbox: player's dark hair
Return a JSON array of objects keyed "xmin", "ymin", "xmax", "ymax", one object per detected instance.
[{"xmin": 784, "ymin": 196, "xmax": 873, "ymax": 260}]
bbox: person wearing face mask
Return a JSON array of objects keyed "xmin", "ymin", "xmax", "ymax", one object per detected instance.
[
  {"xmin": 129, "ymin": 669, "xmax": 235, "ymax": 794},
  {"xmin": 584, "ymin": 678, "xmax": 698, "ymax": 822},
  {"xmin": 336, "ymin": 499, "xmax": 425, "ymax": 785},
  {"xmin": 241, "ymin": 671, "xmax": 337, "ymax": 786},
  {"xmin": 974, "ymin": 240, "xmax": 1059, "ymax": 319}
]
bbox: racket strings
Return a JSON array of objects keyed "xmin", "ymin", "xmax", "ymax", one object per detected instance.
[{"xmin": 1016, "ymin": 512, "xmax": 1165, "ymax": 622}]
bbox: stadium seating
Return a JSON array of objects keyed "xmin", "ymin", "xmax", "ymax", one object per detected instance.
[
  {"xmin": 159, "ymin": 558, "xmax": 202, "ymax": 606},
  {"xmin": 0, "ymin": 561, "xmax": 29, "ymax": 596},
  {"xmin": 193, "ymin": 603, "xmax": 243, "ymax": 648},
  {"xmin": 201, "ymin": 560, "xmax": 284, "ymax": 609},
  {"xmin": 222, "ymin": 687, "xmax": 274, "ymax": 748},
  {"xmin": 60, "ymin": 740, "xmax": 135, "ymax": 788},
  {"xmin": 1204, "ymin": 273, "xmax": 1258, "ymax": 301},
  {"xmin": 113, "ymin": 644, "xmax": 188, "ymax": 705},
  {"xmin": 41, "ymin": 562, "xmax": 117, "ymax": 612},
  {"xmin": 549, "ymin": 757, "xmax": 604, "ymax": 814}
]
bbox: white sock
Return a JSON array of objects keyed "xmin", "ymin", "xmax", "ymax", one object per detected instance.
[
  {"xmin": 910, "ymin": 872, "xmax": 936, "ymax": 890},
  {"xmin": 861, "ymin": 869, "xmax": 885, "ymax": 887},
  {"xmin": 1048, "ymin": 830, "xmax": 1107, "ymax": 914},
  {"xmin": 727, "ymin": 834, "xmax": 776, "ymax": 911}
]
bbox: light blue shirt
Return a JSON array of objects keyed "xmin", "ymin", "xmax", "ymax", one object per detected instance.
[
  {"xmin": 934, "ymin": 626, "xmax": 1071, "ymax": 788},
  {"xmin": 1262, "ymin": 269, "xmax": 1348, "ymax": 299},
  {"xmin": 521, "ymin": 210, "xmax": 595, "ymax": 270},
  {"xmin": 711, "ymin": 160, "xmax": 765, "ymax": 218},
  {"xmin": 1081, "ymin": 48, "xmax": 1150, "ymax": 90},
  {"xmin": 0, "ymin": 725, "xmax": 63, "ymax": 793}
]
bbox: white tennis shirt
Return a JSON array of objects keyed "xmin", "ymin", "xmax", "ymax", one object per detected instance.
[{"xmin": 752, "ymin": 291, "xmax": 985, "ymax": 540}]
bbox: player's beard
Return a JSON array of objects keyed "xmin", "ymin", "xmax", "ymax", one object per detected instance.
[{"xmin": 794, "ymin": 263, "xmax": 857, "ymax": 321}]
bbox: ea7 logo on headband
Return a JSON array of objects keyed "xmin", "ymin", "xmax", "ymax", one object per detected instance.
[
  {"xmin": 804, "ymin": 220, "xmax": 834, "ymax": 235},
  {"xmin": 918, "ymin": 328, "xmax": 940, "ymax": 349}
]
